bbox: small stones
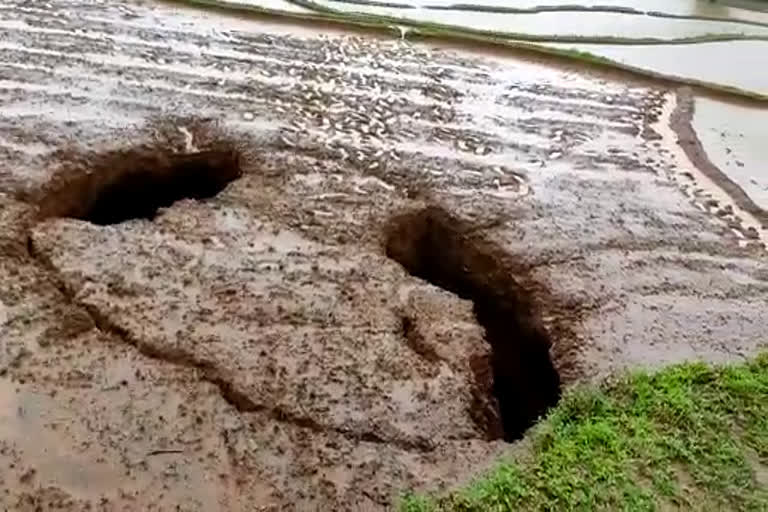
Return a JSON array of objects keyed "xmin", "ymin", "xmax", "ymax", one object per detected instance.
[{"xmin": 242, "ymin": 112, "xmax": 254, "ymax": 121}]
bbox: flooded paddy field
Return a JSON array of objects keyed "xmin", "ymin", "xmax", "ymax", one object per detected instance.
[
  {"xmin": 0, "ymin": 0, "xmax": 767, "ymax": 510},
  {"xmin": 302, "ymin": 1, "xmax": 768, "ymax": 40},
  {"xmin": 542, "ymin": 39, "xmax": 768, "ymax": 96}
]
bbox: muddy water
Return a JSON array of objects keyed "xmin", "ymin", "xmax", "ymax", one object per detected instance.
[
  {"xmin": 544, "ymin": 40, "xmax": 768, "ymax": 95},
  {"xmin": 2, "ymin": 0, "xmax": 768, "ymax": 509},
  {"xmin": 183, "ymin": 0, "xmax": 768, "ymax": 98},
  {"xmin": 323, "ymin": 0, "xmax": 768, "ymax": 24},
  {"xmin": 314, "ymin": 0, "xmax": 768, "ymax": 38},
  {"xmin": 660, "ymin": 92, "xmax": 765, "ymax": 246},
  {"xmin": 692, "ymin": 97, "xmax": 768, "ymax": 211}
]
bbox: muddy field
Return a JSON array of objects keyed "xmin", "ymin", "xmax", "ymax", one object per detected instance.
[{"xmin": 1, "ymin": 0, "xmax": 767, "ymax": 510}]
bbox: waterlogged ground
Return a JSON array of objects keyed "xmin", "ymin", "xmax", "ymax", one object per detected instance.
[
  {"xmin": 329, "ymin": 0, "xmax": 768, "ymax": 23},
  {"xmin": 306, "ymin": 0, "xmax": 768, "ymax": 40},
  {"xmin": 203, "ymin": 0, "xmax": 768, "ymax": 97},
  {"xmin": 0, "ymin": 0, "xmax": 767, "ymax": 510},
  {"xmin": 180, "ymin": 0, "xmax": 768, "ymax": 203}
]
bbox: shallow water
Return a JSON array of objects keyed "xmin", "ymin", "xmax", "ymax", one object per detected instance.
[
  {"xmin": 544, "ymin": 39, "xmax": 768, "ymax": 95},
  {"xmin": 693, "ymin": 97, "xmax": 768, "ymax": 210},
  {"xmin": 209, "ymin": 0, "xmax": 314, "ymax": 12},
  {"xmin": 194, "ymin": 0, "xmax": 768, "ymax": 97},
  {"xmin": 314, "ymin": 0, "xmax": 768, "ymax": 39},
  {"xmin": 0, "ymin": 378, "xmax": 125, "ymax": 497}
]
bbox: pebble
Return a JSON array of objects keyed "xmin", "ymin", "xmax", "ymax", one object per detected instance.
[{"xmin": 242, "ymin": 112, "xmax": 254, "ymax": 121}]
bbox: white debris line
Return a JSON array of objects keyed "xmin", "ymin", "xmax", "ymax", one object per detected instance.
[{"xmin": 496, "ymin": 88, "xmax": 641, "ymax": 113}]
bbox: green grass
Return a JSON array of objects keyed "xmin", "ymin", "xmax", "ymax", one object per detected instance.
[{"xmin": 401, "ymin": 354, "xmax": 768, "ymax": 512}]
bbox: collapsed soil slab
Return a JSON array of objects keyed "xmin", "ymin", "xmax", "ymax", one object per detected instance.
[{"xmin": 384, "ymin": 206, "xmax": 561, "ymax": 441}]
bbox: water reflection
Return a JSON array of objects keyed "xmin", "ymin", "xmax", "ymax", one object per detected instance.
[{"xmin": 544, "ymin": 40, "xmax": 768, "ymax": 96}]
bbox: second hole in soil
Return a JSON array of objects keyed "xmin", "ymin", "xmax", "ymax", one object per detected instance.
[{"xmin": 385, "ymin": 207, "xmax": 561, "ymax": 441}]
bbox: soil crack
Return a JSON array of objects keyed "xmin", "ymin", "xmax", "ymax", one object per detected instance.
[
  {"xmin": 24, "ymin": 234, "xmax": 435, "ymax": 453},
  {"xmin": 384, "ymin": 206, "xmax": 561, "ymax": 441}
]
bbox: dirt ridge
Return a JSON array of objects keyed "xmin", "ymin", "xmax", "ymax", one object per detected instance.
[{"xmin": 23, "ymin": 227, "xmax": 438, "ymax": 454}]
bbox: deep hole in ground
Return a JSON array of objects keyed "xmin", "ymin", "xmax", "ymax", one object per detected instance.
[
  {"xmin": 385, "ymin": 206, "xmax": 561, "ymax": 441},
  {"xmin": 36, "ymin": 146, "xmax": 242, "ymax": 224}
]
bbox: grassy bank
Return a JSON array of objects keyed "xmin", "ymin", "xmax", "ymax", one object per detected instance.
[{"xmin": 402, "ymin": 354, "xmax": 768, "ymax": 511}]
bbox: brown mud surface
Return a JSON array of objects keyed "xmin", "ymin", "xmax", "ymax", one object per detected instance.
[{"xmin": 1, "ymin": 0, "xmax": 767, "ymax": 510}]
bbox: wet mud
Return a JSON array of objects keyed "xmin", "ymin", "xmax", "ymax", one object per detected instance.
[{"xmin": 0, "ymin": 0, "xmax": 767, "ymax": 510}]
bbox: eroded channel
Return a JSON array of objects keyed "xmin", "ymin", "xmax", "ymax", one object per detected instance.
[{"xmin": 385, "ymin": 206, "xmax": 561, "ymax": 441}]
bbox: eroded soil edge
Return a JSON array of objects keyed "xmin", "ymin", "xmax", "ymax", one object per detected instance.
[{"xmin": 385, "ymin": 206, "xmax": 562, "ymax": 441}]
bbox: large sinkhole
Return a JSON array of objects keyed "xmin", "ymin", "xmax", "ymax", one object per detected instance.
[
  {"xmin": 385, "ymin": 207, "xmax": 561, "ymax": 441},
  {"xmin": 39, "ymin": 148, "xmax": 242, "ymax": 224}
]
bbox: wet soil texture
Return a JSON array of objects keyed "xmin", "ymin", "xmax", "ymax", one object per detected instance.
[{"xmin": 0, "ymin": 0, "xmax": 767, "ymax": 510}]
